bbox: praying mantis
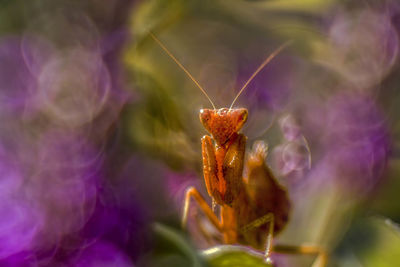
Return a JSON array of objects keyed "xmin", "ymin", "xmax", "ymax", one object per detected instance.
[{"xmin": 150, "ymin": 32, "xmax": 328, "ymax": 267}]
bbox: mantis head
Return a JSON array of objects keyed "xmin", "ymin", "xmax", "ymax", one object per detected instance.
[{"xmin": 200, "ymin": 108, "xmax": 248, "ymax": 146}]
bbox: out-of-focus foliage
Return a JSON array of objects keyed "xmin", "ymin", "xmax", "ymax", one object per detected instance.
[
  {"xmin": 139, "ymin": 223, "xmax": 206, "ymax": 267},
  {"xmin": 337, "ymin": 217, "xmax": 400, "ymax": 266},
  {"xmin": 364, "ymin": 219, "xmax": 400, "ymax": 266},
  {"xmin": 204, "ymin": 246, "xmax": 273, "ymax": 267}
]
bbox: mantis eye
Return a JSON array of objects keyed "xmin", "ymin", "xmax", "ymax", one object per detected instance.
[
  {"xmin": 199, "ymin": 109, "xmax": 212, "ymax": 124},
  {"xmin": 240, "ymin": 112, "xmax": 248, "ymax": 122},
  {"xmin": 237, "ymin": 109, "xmax": 248, "ymax": 124}
]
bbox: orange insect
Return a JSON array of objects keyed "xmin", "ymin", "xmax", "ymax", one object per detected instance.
[{"xmin": 150, "ymin": 32, "xmax": 327, "ymax": 267}]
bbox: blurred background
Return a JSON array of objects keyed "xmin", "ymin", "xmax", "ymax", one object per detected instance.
[{"xmin": 0, "ymin": 0, "xmax": 399, "ymax": 266}]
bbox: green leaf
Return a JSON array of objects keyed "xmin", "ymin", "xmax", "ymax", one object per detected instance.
[{"xmin": 203, "ymin": 245, "xmax": 274, "ymax": 267}]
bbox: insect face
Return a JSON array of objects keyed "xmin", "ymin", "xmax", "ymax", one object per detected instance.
[{"xmin": 200, "ymin": 108, "xmax": 248, "ymax": 146}]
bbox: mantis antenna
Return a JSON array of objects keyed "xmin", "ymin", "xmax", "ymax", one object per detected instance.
[
  {"xmin": 149, "ymin": 32, "xmax": 216, "ymax": 110},
  {"xmin": 229, "ymin": 41, "xmax": 292, "ymax": 110}
]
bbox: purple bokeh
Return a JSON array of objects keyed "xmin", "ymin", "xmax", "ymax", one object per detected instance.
[
  {"xmin": 0, "ymin": 37, "xmax": 37, "ymax": 114},
  {"xmin": 72, "ymin": 241, "xmax": 134, "ymax": 267},
  {"xmin": 0, "ymin": 153, "xmax": 44, "ymax": 260},
  {"xmin": 304, "ymin": 91, "xmax": 391, "ymax": 195},
  {"xmin": 325, "ymin": 8, "xmax": 398, "ymax": 88},
  {"xmin": 0, "ymin": 1, "xmax": 141, "ymax": 265},
  {"xmin": 235, "ymin": 52, "xmax": 294, "ymax": 113}
]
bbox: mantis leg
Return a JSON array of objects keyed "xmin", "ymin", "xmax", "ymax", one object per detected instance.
[
  {"xmin": 240, "ymin": 213, "xmax": 275, "ymax": 263},
  {"xmin": 241, "ymin": 214, "xmax": 328, "ymax": 267},
  {"xmin": 201, "ymin": 135, "xmax": 221, "ymax": 204},
  {"xmin": 194, "ymin": 213, "xmax": 220, "ymax": 244},
  {"xmin": 272, "ymin": 244, "xmax": 328, "ymax": 267},
  {"xmin": 182, "ymin": 186, "xmax": 223, "ymax": 233}
]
